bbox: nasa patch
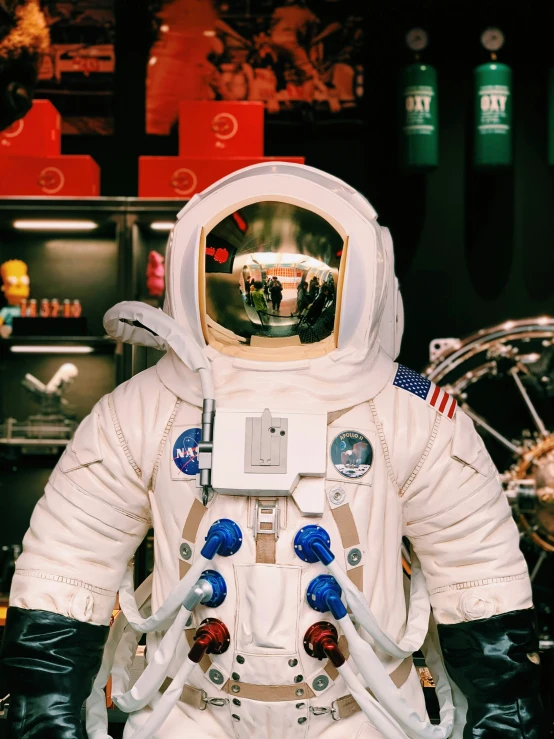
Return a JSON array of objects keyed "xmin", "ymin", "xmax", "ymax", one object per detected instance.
[
  {"xmin": 330, "ymin": 431, "xmax": 373, "ymax": 479},
  {"xmin": 172, "ymin": 427, "xmax": 201, "ymax": 476}
]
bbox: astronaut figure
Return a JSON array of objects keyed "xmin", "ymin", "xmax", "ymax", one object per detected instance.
[{"xmin": 0, "ymin": 164, "xmax": 545, "ymax": 739}]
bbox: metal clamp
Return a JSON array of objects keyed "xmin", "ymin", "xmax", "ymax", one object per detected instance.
[
  {"xmin": 200, "ymin": 690, "xmax": 229, "ymax": 710},
  {"xmin": 310, "ymin": 704, "xmax": 338, "ymax": 720},
  {"xmin": 198, "ymin": 398, "xmax": 216, "ymax": 505},
  {"xmin": 198, "ymin": 441, "xmax": 213, "ymax": 473},
  {"xmin": 253, "ymin": 500, "xmax": 280, "ymax": 540}
]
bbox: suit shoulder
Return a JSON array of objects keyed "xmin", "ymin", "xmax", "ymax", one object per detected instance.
[
  {"xmin": 108, "ymin": 366, "xmax": 178, "ymax": 424},
  {"xmin": 372, "ymin": 364, "xmax": 458, "ymax": 487},
  {"xmin": 114, "ymin": 365, "xmax": 160, "ymax": 392},
  {"xmin": 383, "ymin": 363, "xmax": 458, "ymax": 420}
]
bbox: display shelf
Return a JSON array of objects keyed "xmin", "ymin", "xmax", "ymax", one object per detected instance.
[
  {"xmin": 0, "ymin": 196, "xmax": 186, "ymax": 216},
  {"xmin": 0, "ymin": 437, "xmax": 70, "ymax": 448},
  {"xmin": 2, "ymin": 336, "xmax": 116, "ymax": 354},
  {"xmin": 0, "ymin": 196, "xmax": 128, "ymax": 214}
]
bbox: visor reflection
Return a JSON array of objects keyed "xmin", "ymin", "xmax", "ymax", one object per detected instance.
[{"xmin": 205, "ymin": 201, "xmax": 343, "ymax": 346}]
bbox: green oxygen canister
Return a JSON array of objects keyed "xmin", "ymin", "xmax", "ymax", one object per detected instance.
[
  {"xmin": 548, "ymin": 68, "xmax": 554, "ymax": 166},
  {"xmin": 474, "ymin": 62, "xmax": 512, "ymax": 168},
  {"xmin": 400, "ymin": 63, "xmax": 438, "ymax": 170}
]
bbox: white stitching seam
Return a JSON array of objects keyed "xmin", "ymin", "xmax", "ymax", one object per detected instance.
[
  {"xmin": 150, "ymin": 398, "xmax": 181, "ymax": 492},
  {"xmin": 14, "ymin": 569, "xmax": 115, "ymax": 595},
  {"xmin": 108, "ymin": 394, "xmax": 142, "ymax": 481},
  {"xmin": 400, "ymin": 413, "xmax": 442, "ymax": 498},
  {"xmin": 368, "ymin": 399, "xmax": 398, "ymax": 488},
  {"xmin": 429, "ymin": 573, "xmax": 529, "ymax": 595}
]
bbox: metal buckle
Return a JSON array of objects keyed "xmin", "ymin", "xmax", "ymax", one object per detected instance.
[
  {"xmin": 310, "ymin": 706, "xmax": 332, "ymax": 716},
  {"xmin": 254, "ymin": 499, "xmax": 280, "ymax": 540},
  {"xmin": 310, "ymin": 704, "xmax": 339, "ymax": 720},
  {"xmin": 206, "ymin": 697, "xmax": 229, "ymax": 707},
  {"xmin": 200, "ymin": 690, "xmax": 229, "ymax": 709}
]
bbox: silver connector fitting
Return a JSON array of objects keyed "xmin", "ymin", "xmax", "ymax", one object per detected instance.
[{"xmin": 182, "ymin": 578, "xmax": 214, "ymax": 612}]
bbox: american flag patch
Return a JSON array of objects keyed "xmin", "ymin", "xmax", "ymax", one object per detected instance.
[{"xmin": 393, "ymin": 364, "xmax": 457, "ymax": 419}]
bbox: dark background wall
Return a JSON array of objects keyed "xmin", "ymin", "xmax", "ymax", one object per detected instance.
[{"xmin": 60, "ymin": 0, "xmax": 554, "ymax": 370}]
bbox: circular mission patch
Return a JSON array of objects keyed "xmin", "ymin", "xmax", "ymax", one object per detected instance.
[{"xmin": 330, "ymin": 430, "xmax": 373, "ymax": 479}]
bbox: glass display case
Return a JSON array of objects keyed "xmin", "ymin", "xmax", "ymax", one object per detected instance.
[
  {"xmin": 0, "ymin": 196, "xmax": 182, "ymax": 735},
  {"xmin": 0, "ymin": 199, "xmax": 125, "ymax": 552},
  {"xmin": 0, "ymin": 196, "xmax": 180, "ymax": 598}
]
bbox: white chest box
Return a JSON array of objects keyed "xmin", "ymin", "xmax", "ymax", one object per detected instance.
[{"xmin": 211, "ymin": 408, "xmax": 327, "ymax": 496}]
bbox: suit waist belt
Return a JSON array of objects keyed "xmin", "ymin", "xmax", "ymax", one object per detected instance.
[{"xmin": 160, "ymin": 655, "xmax": 413, "ymax": 719}]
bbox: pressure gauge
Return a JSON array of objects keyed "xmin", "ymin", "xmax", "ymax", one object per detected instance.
[
  {"xmin": 481, "ymin": 27, "xmax": 505, "ymax": 52},
  {"xmin": 406, "ymin": 28, "xmax": 429, "ymax": 52}
]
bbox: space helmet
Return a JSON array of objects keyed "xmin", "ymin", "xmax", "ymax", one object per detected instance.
[{"xmin": 164, "ymin": 162, "xmax": 404, "ymax": 366}]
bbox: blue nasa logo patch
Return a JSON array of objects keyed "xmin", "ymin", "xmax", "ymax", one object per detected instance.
[{"xmin": 172, "ymin": 428, "xmax": 201, "ymax": 476}]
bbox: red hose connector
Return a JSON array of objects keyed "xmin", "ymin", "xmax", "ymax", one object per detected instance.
[
  {"xmin": 303, "ymin": 621, "xmax": 345, "ymax": 668},
  {"xmin": 188, "ymin": 618, "xmax": 230, "ymax": 664}
]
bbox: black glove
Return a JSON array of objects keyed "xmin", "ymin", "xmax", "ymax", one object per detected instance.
[
  {"xmin": 0, "ymin": 606, "xmax": 109, "ymax": 738},
  {"xmin": 438, "ymin": 608, "xmax": 547, "ymax": 738}
]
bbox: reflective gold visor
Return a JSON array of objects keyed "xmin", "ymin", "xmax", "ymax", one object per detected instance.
[{"xmin": 203, "ymin": 201, "xmax": 345, "ymax": 352}]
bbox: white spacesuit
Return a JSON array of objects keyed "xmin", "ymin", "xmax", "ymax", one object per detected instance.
[{"xmin": 1, "ymin": 164, "xmax": 544, "ymax": 739}]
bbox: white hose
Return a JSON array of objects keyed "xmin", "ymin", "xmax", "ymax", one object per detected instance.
[
  {"xmin": 112, "ymin": 605, "xmax": 192, "ymax": 713},
  {"xmin": 118, "ymin": 555, "xmax": 209, "ymax": 632},
  {"xmin": 86, "ymin": 611, "xmax": 128, "ymax": 739},
  {"xmin": 337, "ymin": 661, "xmax": 408, "ymax": 739},
  {"xmin": 198, "ymin": 368, "xmax": 215, "ymax": 404},
  {"xmin": 327, "ymin": 552, "xmax": 430, "ymax": 658},
  {"xmin": 103, "ymin": 301, "xmax": 214, "ymax": 400},
  {"xmin": 128, "ymin": 657, "xmax": 198, "ymax": 739},
  {"xmin": 86, "ymin": 576, "xmax": 153, "ymax": 739},
  {"xmin": 338, "ymin": 615, "xmax": 453, "ymax": 739}
]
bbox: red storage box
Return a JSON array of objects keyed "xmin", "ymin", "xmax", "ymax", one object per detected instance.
[
  {"xmin": 139, "ymin": 156, "xmax": 305, "ymax": 198},
  {"xmin": 0, "ymin": 155, "xmax": 100, "ymax": 196},
  {"xmin": 179, "ymin": 101, "xmax": 264, "ymax": 157},
  {"xmin": 0, "ymin": 100, "xmax": 61, "ymax": 156}
]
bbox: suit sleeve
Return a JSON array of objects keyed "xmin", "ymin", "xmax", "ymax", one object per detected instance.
[
  {"xmin": 9, "ymin": 392, "xmax": 152, "ymax": 627},
  {"xmin": 401, "ymin": 406, "xmax": 532, "ymax": 625}
]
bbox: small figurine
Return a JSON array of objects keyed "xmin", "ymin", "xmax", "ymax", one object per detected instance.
[
  {"xmin": 0, "ymin": 259, "xmax": 30, "ymax": 337},
  {"xmin": 146, "ymin": 250, "xmax": 165, "ymax": 298}
]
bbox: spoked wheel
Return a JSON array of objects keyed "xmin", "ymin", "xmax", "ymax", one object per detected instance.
[{"xmin": 423, "ymin": 316, "xmax": 554, "ymax": 650}]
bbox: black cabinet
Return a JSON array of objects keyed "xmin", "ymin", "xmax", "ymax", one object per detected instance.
[{"xmin": 0, "ymin": 196, "xmax": 181, "ymax": 556}]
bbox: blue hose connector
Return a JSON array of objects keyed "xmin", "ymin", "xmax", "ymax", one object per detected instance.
[
  {"xmin": 201, "ymin": 519, "xmax": 243, "ymax": 559},
  {"xmin": 294, "ymin": 525, "xmax": 334, "ymax": 565},
  {"xmin": 306, "ymin": 575, "xmax": 347, "ymax": 620},
  {"xmin": 200, "ymin": 570, "xmax": 227, "ymax": 608}
]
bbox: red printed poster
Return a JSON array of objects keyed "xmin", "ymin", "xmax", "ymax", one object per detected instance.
[
  {"xmin": 147, "ymin": 0, "xmax": 364, "ymax": 135},
  {"xmin": 36, "ymin": 1, "xmax": 115, "ymax": 134}
]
